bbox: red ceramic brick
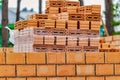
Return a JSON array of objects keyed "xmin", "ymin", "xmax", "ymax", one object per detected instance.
[
  {"xmin": 26, "ymin": 52, "xmax": 45, "ymax": 64},
  {"xmin": 0, "ymin": 53, "xmax": 5, "ymax": 64},
  {"xmin": 37, "ymin": 65, "xmax": 55, "ymax": 76},
  {"xmin": 57, "ymin": 65, "xmax": 75, "ymax": 76},
  {"xmin": 67, "ymin": 77, "xmax": 85, "ymax": 80},
  {"xmin": 27, "ymin": 78, "xmax": 46, "ymax": 80},
  {"xmin": 87, "ymin": 77, "xmax": 104, "ymax": 80},
  {"xmin": 0, "ymin": 78, "xmax": 5, "ymax": 80},
  {"xmin": 0, "ymin": 65, "xmax": 15, "ymax": 76},
  {"xmin": 5, "ymin": 48, "xmax": 13, "ymax": 53},
  {"xmin": 77, "ymin": 65, "xmax": 94, "ymax": 76},
  {"xmin": 96, "ymin": 64, "xmax": 113, "ymax": 75},
  {"xmin": 7, "ymin": 78, "xmax": 26, "ymax": 80},
  {"xmin": 47, "ymin": 52, "xmax": 65, "ymax": 64},
  {"xmin": 17, "ymin": 65, "xmax": 36, "ymax": 76},
  {"xmin": 106, "ymin": 76, "xmax": 120, "ymax": 80},
  {"xmin": 47, "ymin": 77, "xmax": 66, "ymax": 80},
  {"xmin": 86, "ymin": 52, "xmax": 104, "ymax": 63},
  {"xmin": 0, "ymin": 48, "xmax": 6, "ymax": 53},
  {"xmin": 66, "ymin": 52, "xmax": 85, "ymax": 64},
  {"xmin": 105, "ymin": 52, "xmax": 120, "ymax": 63},
  {"xmin": 6, "ymin": 53, "xmax": 25, "ymax": 64},
  {"xmin": 115, "ymin": 64, "xmax": 120, "ymax": 75}
]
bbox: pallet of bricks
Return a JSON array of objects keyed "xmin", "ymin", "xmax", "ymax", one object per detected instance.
[
  {"xmin": 14, "ymin": 0, "xmax": 101, "ymax": 52},
  {"xmin": 99, "ymin": 35, "xmax": 120, "ymax": 52}
]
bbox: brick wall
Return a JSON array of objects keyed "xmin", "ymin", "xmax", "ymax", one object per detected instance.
[{"xmin": 0, "ymin": 49, "xmax": 120, "ymax": 80}]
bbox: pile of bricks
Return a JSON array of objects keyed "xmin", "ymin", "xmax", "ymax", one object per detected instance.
[
  {"xmin": 99, "ymin": 35, "xmax": 120, "ymax": 52},
  {"xmin": 1, "ymin": 48, "xmax": 120, "ymax": 80},
  {"xmin": 14, "ymin": 0, "xmax": 101, "ymax": 52}
]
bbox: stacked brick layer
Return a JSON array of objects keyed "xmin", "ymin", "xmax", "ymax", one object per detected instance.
[
  {"xmin": 14, "ymin": 27, "xmax": 100, "ymax": 52},
  {"xmin": 14, "ymin": 0, "xmax": 101, "ymax": 52},
  {"xmin": 100, "ymin": 35, "xmax": 120, "ymax": 49},
  {"xmin": 0, "ymin": 48, "xmax": 120, "ymax": 80}
]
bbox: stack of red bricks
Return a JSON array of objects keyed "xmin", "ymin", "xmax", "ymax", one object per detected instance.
[
  {"xmin": 99, "ymin": 35, "xmax": 120, "ymax": 52},
  {"xmin": 14, "ymin": 0, "xmax": 101, "ymax": 52},
  {"xmin": 1, "ymin": 48, "xmax": 120, "ymax": 80}
]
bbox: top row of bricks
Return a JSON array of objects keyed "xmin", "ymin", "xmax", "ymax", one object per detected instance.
[
  {"xmin": 46, "ymin": 0, "xmax": 100, "ymax": 9},
  {"xmin": 46, "ymin": 0, "xmax": 81, "ymax": 7}
]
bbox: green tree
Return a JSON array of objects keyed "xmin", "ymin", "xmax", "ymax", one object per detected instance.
[
  {"xmin": 0, "ymin": 0, "xmax": 2, "ymax": 8},
  {"xmin": 112, "ymin": 0, "xmax": 120, "ymax": 27}
]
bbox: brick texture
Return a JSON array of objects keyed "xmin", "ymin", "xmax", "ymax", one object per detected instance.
[
  {"xmin": 27, "ymin": 78, "xmax": 46, "ymax": 80},
  {"xmin": 105, "ymin": 52, "xmax": 120, "ymax": 63},
  {"xmin": 47, "ymin": 52, "xmax": 65, "ymax": 64},
  {"xmin": 67, "ymin": 77, "xmax": 85, "ymax": 80},
  {"xmin": 5, "ymin": 48, "xmax": 13, "ymax": 54},
  {"xmin": 47, "ymin": 77, "xmax": 66, "ymax": 80},
  {"xmin": 0, "ymin": 65, "xmax": 15, "ymax": 76},
  {"xmin": 86, "ymin": 52, "xmax": 104, "ymax": 63},
  {"xmin": 115, "ymin": 64, "xmax": 120, "ymax": 75},
  {"xmin": 37, "ymin": 65, "xmax": 55, "ymax": 76},
  {"xmin": 0, "ymin": 78, "xmax": 5, "ymax": 80},
  {"xmin": 17, "ymin": 65, "xmax": 36, "ymax": 76},
  {"xmin": 96, "ymin": 64, "xmax": 113, "ymax": 75},
  {"xmin": 1, "ymin": 0, "xmax": 120, "ymax": 78},
  {"xmin": 7, "ymin": 78, "xmax": 26, "ymax": 80},
  {"xmin": 26, "ymin": 53, "xmax": 45, "ymax": 64},
  {"xmin": 87, "ymin": 77, "xmax": 104, "ymax": 80},
  {"xmin": 106, "ymin": 76, "xmax": 120, "ymax": 80},
  {"xmin": 57, "ymin": 65, "xmax": 75, "ymax": 76},
  {"xmin": 0, "ymin": 51, "xmax": 120, "ymax": 79},
  {"xmin": 66, "ymin": 52, "xmax": 85, "ymax": 64},
  {"xmin": 77, "ymin": 65, "xmax": 95, "ymax": 76},
  {"xmin": 6, "ymin": 53, "xmax": 25, "ymax": 64},
  {"xmin": 0, "ymin": 53, "xmax": 5, "ymax": 64}
]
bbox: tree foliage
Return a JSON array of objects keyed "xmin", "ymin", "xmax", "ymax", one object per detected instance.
[{"xmin": 112, "ymin": 0, "xmax": 120, "ymax": 27}]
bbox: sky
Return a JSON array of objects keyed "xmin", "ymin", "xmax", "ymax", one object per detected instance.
[{"xmin": 8, "ymin": 0, "xmax": 105, "ymax": 14}]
